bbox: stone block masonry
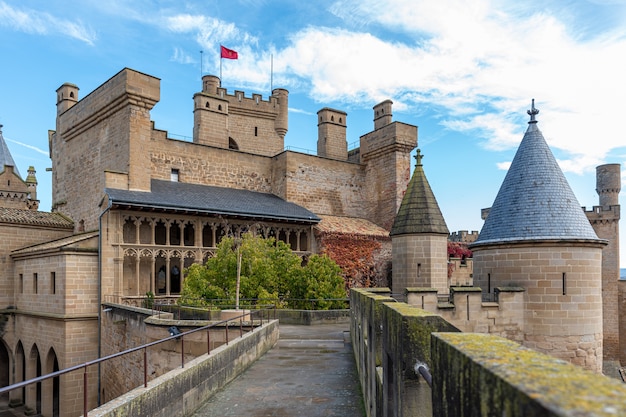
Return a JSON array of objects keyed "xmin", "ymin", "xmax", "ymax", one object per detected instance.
[
  {"xmin": 89, "ymin": 320, "xmax": 279, "ymax": 417},
  {"xmin": 432, "ymin": 332, "xmax": 626, "ymax": 417}
]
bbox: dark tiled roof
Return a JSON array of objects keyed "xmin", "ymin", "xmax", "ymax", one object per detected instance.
[
  {"xmin": 474, "ymin": 114, "xmax": 600, "ymax": 245},
  {"xmin": 105, "ymin": 179, "xmax": 320, "ymax": 224},
  {"xmin": 390, "ymin": 150, "xmax": 449, "ymax": 236},
  {"xmin": 0, "ymin": 207, "xmax": 74, "ymax": 228}
]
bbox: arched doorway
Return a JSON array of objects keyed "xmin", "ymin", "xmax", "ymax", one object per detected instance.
[
  {"xmin": 27, "ymin": 344, "xmax": 41, "ymax": 415},
  {"xmin": 0, "ymin": 339, "xmax": 9, "ymax": 403},
  {"xmin": 12, "ymin": 342, "xmax": 25, "ymax": 407},
  {"xmin": 44, "ymin": 348, "xmax": 60, "ymax": 417}
]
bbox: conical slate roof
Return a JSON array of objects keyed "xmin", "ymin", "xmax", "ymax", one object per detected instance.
[
  {"xmin": 473, "ymin": 101, "xmax": 599, "ymax": 245},
  {"xmin": 0, "ymin": 125, "xmax": 21, "ymax": 178},
  {"xmin": 390, "ymin": 149, "xmax": 449, "ymax": 236}
]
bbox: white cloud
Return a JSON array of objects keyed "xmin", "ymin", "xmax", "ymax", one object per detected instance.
[
  {"xmin": 155, "ymin": 1, "xmax": 625, "ymax": 176},
  {"xmin": 0, "ymin": 1, "xmax": 96, "ymax": 45},
  {"xmin": 170, "ymin": 47, "xmax": 195, "ymax": 64}
]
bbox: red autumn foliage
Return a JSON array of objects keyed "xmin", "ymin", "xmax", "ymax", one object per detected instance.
[
  {"xmin": 447, "ymin": 241, "xmax": 472, "ymax": 259},
  {"xmin": 318, "ymin": 233, "xmax": 387, "ymax": 290}
]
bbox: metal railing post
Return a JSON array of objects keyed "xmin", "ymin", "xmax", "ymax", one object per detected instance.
[
  {"xmin": 181, "ymin": 337, "xmax": 185, "ymax": 368},
  {"xmin": 143, "ymin": 348, "xmax": 148, "ymax": 388},
  {"xmin": 84, "ymin": 366, "xmax": 89, "ymax": 417}
]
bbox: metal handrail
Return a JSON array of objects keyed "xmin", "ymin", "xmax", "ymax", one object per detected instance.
[{"xmin": 0, "ymin": 306, "xmax": 277, "ymax": 416}]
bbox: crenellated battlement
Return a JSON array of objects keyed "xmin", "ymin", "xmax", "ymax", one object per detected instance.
[
  {"xmin": 583, "ymin": 204, "xmax": 620, "ymax": 221},
  {"xmin": 449, "ymin": 230, "xmax": 479, "ymax": 242},
  {"xmin": 406, "ymin": 286, "xmax": 526, "ymax": 343},
  {"xmin": 193, "ymin": 75, "xmax": 288, "ymax": 155}
]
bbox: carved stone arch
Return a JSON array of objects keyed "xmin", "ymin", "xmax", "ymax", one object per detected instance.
[
  {"xmin": 13, "ymin": 340, "xmax": 26, "ymax": 405},
  {"xmin": 123, "ymin": 247, "xmax": 139, "ymax": 258},
  {"xmin": 201, "ymin": 249, "xmax": 216, "ymax": 264},
  {"xmin": 122, "ymin": 216, "xmax": 137, "ymax": 244},
  {"xmin": 139, "ymin": 248, "xmax": 153, "ymax": 258},
  {"xmin": 44, "ymin": 347, "xmax": 60, "ymax": 417},
  {"xmin": 27, "ymin": 343, "xmax": 42, "ymax": 415}
]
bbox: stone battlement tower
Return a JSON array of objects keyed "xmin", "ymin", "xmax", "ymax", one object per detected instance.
[
  {"xmin": 317, "ymin": 108, "xmax": 348, "ymax": 160},
  {"xmin": 585, "ymin": 163, "xmax": 621, "ymax": 366},
  {"xmin": 193, "ymin": 75, "xmax": 288, "ymax": 156}
]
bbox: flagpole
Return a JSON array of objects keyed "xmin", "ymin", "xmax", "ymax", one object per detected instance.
[
  {"xmin": 270, "ymin": 54, "xmax": 273, "ymax": 92},
  {"xmin": 200, "ymin": 50, "xmax": 203, "ymax": 78},
  {"xmin": 220, "ymin": 57, "xmax": 222, "ymax": 82}
]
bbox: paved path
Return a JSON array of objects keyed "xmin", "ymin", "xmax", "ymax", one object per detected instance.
[{"xmin": 191, "ymin": 323, "xmax": 365, "ymax": 417}]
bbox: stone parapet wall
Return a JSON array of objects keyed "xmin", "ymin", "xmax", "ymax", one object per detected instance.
[
  {"xmin": 351, "ymin": 288, "xmax": 459, "ymax": 417},
  {"xmin": 91, "ymin": 319, "xmax": 278, "ymax": 417},
  {"xmin": 432, "ymin": 332, "xmax": 626, "ymax": 417},
  {"xmin": 406, "ymin": 287, "xmax": 525, "ymax": 343},
  {"xmin": 100, "ymin": 303, "xmax": 258, "ymax": 404}
]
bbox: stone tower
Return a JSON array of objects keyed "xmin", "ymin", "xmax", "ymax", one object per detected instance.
[
  {"xmin": 317, "ymin": 108, "xmax": 348, "ymax": 160},
  {"xmin": 585, "ymin": 163, "xmax": 621, "ymax": 367},
  {"xmin": 55, "ymin": 82, "xmax": 79, "ymax": 116},
  {"xmin": 390, "ymin": 149, "xmax": 449, "ymax": 296},
  {"xmin": 471, "ymin": 101, "xmax": 607, "ymax": 372},
  {"xmin": 360, "ymin": 100, "xmax": 417, "ymax": 230},
  {"xmin": 192, "ymin": 75, "xmax": 289, "ymax": 156}
]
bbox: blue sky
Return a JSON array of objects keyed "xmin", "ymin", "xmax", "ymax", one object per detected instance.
[{"xmin": 1, "ymin": 0, "xmax": 626, "ymax": 264}]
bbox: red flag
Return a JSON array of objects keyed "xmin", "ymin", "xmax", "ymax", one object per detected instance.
[{"xmin": 220, "ymin": 46, "xmax": 238, "ymax": 59}]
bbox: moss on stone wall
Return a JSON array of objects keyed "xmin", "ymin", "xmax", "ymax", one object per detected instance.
[{"xmin": 433, "ymin": 333, "xmax": 626, "ymax": 416}]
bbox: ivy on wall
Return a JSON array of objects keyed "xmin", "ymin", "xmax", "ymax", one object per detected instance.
[{"xmin": 318, "ymin": 233, "xmax": 390, "ymax": 289}]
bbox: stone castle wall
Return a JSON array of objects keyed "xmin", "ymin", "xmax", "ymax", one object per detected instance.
[
  {"xmin": 0, "ymin": 224, "xmax": 71, "ymax": 309},
  {"xmin": 52, "ymin": 68, "xmax": 414, "ymax": 234},
  {"xmin": 1, "ymin": 314, "xmax": 99, "ymax": 416}
]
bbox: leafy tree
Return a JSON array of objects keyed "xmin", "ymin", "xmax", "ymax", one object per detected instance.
[{"xmin": 179, "ymin": 233, "xmax": 346, "ymax": 310}]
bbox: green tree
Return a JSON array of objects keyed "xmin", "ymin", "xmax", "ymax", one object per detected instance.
[{"xmin": 179, "ymin": 233, "xmax": 346, "ymax": 310}]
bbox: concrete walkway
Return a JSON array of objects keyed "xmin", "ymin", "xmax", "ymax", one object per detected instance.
[{"xmin": 190, "ymin": 323, "xmax": 365, "ymax": 417}]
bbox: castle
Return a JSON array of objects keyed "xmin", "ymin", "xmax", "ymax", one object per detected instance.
[
  {"xmin": 0, "ymin": 68, "xmax": 622, "ymax": 416},
  {"xmin": 0, "ymin": 68, "xmax": 415, "ymax": 416}
]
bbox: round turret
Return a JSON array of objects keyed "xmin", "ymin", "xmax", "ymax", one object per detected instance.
[
  {"xmin": 596, "ymin": 163, "xmax": 621, "ymax": 207},
  {"xmin": 272, "ymin": 88, "xmax": 289, "ymax": 139},
  {"xmin": 202, "ymin": 75, "xmax": 221, "ymax": 94},
  {"xmin": 56, "ymin": 83, "xmax": 79, "ymax": 115}
]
